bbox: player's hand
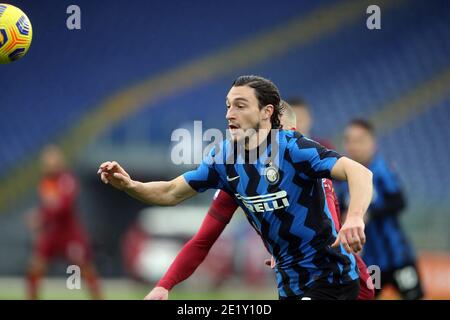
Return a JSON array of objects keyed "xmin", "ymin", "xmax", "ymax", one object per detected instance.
[
  {"xmin": 264, "ymin": 256, "xmax": 276, "ymax": 269},
  {"xmin": 97, "ymin": 161, "xmax": 134, "ymax": 191},
  {"xmin": 144, "ymin": 286, "xmax": 169, "ymax": 300},
  {"xmin": 331, "ymin": 214, "xmax": 365, "ymax": 254}
]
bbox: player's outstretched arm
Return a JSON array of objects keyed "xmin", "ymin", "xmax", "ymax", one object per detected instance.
[
  {"xmin": 330, "ymin": 156, "xmax": 373, "ymax": 254},
  {"xmin": 97, "ymin": 161, "xmax": 197, "ymax": 206}
]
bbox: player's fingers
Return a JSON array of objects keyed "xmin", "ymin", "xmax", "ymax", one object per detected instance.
[
  {"xmin": 343, "ymin": 242, "xmax": 352, "ymax": 253},
  {"xmin": 101, "ymin": 172, "xmax": 109, "ymax": 184},
  {"xmin": 350, "ymin": 238, "xmax": 362, "ymax": 253},
  {"xmin": 100, "ymin": 172, "xmax": 109, "ymax": 184},
  {"xmin": 339, "ymin": 233, "xmax": 352, "ymax": 253},
  {"xmin": 106, "ymin": 161, "xmax": 116, "ymax": 171},
  {"xmin": 350, "ymin": 229, "xmax": 363, "ymax": 253},
  {"xmin": 98, "ymin": 161, "xmax": 114, "ymax": 174},
  {"xmin": 347, "ymin": 228, "xmax": 357, "ymax": 244},
  {"xmin": 113, "ymin": 172, "xmax": 129, "ymax": 186},
  {"xmin": 358, "ymin": 227, "xmax": 366, "ymax": 245},
  {"xmin": 346, "ymin": 229, "xmax": 359, "ymax": 252},
  {"xmin": 352, "ymin": 228, "xmax": 363, "ymax": 245},
  {"xmin": 99, "ymin": 161, "xmax": 111, "ymax": 170},
  {"xmin": 331, "ymin": 235, "xmax": 340, "ymax": 248},
  {"xmin": 105, "ymin": 161, "xmax": 119, "ymax": 171},
  {"xmin": 346, "ymin": 229, "xmax": 358, "ymax": 246}
]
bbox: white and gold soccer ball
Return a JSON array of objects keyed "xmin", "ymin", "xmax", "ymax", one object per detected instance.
[{"xmin": 0, "ymin": 3, "xmax": 32, "ymax": 64}]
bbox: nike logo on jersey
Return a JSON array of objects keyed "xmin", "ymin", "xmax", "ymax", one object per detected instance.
[{"xmin": 226, "ymin": 175, "xmax": 240, "ymax": 182}]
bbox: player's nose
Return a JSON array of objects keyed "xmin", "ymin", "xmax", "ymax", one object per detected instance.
[{"xmin": 226, "ymin": 106, "xmax": 237, "ymax": 121}]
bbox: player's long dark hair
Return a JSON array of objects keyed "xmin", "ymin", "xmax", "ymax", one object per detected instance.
[{"xmin": 232, "ymin": 75, "xmax": 284, "ymax": 129}]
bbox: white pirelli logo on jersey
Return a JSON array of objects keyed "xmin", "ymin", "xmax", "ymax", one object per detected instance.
[{"xmin": 235, "ymin": 190, "xmax": 289, "ymax": 213}]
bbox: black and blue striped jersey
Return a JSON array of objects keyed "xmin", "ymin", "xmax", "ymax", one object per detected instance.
[
  {"xmin": 337, "ymin": 154, "xmax": 415, "ymax": 272},
  {"xmin": 183, "ymin": 130, "xmax": 358, "ymax": 298}
]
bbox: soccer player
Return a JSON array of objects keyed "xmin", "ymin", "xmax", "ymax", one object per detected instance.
[
  {"xmin": 144, "ymin": 102, "xmax": 374, "ymax": 300},
  {"xmin": 338, "ymin": 119, "xmax": 424, "ymax": 300},
  {"xmin": 26, "ymin": 145, "xmax": 102, "ymax": 299},
  {"xmin": 98, "ymin": 75, "xmax": 373, "ymax": 300}
]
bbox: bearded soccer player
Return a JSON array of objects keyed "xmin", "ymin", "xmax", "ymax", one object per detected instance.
[
  {"xmin": 144, "ymin": 102, "xmax": 374, "ymax": 300},
  {"xmin": 98, "ymin": 75, "xmax": 373, "ymax": 300},
  {"xmin": 26, "ymin": 145, "xmax": 102, "ymax": 299}
]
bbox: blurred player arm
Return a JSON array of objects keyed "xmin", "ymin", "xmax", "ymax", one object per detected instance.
[
  {"xmin": 145, "ymin": 191, "xmax": 237, "ymax": 300},
  {"xmin": 97, "ymin": 161, "xmax": 197, "ymax": 206}
]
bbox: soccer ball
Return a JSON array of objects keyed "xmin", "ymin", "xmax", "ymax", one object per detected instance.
[{"xmin": 0, "ymin": 3, "xmax": 32, "ymax": 64}]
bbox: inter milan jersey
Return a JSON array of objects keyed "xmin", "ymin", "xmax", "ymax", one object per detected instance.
[
  {"xmin": 337, "ymin": 154, "xmax": 415, "ymax": 272},
  {"xmin": 183, "ymin": 130, "xmax": 358, "ymax": 298}
]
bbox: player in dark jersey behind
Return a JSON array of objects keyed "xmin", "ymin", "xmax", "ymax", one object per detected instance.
[
  {"xmin": 26, "ymin": 145, "xmax": 102, "ymax": 299},
  {"xmin": 98, "ymin": 75, "xmax": 373, "ymax": 300},
  {"xmin": 337, "ymin": 119, "xmax": 424, "ymax": 300}
]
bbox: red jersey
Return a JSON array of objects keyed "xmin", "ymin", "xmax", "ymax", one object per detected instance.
[
  {"xmin": 38, "ymin": 171, "xmax": 80, "ymax": 234},
  {"xmin": 35, "ymin": 171, "xmax": 91, "ymax": 262}
]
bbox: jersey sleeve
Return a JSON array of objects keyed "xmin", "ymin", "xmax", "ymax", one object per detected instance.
[
  {"xmin": 290, "ymin": 136, "xmax": 342, "ymax": 179},
  {"xmin": 182, "ymin": 146, "xmax": 224, "ymax": 192},
  {"xmin": 208, "ymin": 190, "xmax": 238, "ymax": 224}
]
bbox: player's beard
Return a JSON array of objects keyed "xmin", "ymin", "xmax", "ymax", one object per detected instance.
[{"xmin": 243, "ymin": 122, "xmax": 261, "ymax": 149}]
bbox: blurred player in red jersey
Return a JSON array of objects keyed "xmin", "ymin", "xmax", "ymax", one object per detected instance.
[
  {"xmin": 25, "ymin": 145, "xmax": 102, "ymax": 299},
  {"xmin": 144, "ymin": 102, "xmax": 374, "ymax": 300}
]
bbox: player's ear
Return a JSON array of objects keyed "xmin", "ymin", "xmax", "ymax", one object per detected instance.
[{"xmin": 262, "ymin": 104, "xmax": 274, "ymax": 120}]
